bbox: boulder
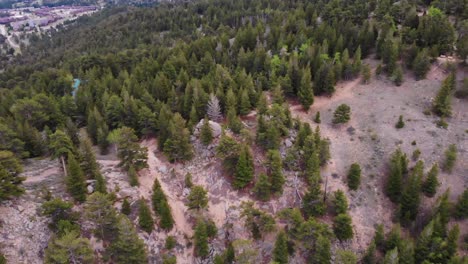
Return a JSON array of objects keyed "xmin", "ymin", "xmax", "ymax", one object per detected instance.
[{"xmin": 87, "ymin": 185, "xmax": 94, "ymax": 194}]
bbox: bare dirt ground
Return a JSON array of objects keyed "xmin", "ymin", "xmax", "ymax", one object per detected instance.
[{"xmin": 290, "ymin": 58, "xmax": 467, "ymax": 253}]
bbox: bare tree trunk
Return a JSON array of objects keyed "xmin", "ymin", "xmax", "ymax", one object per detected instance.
[{"xmin": 61, "ymin": 155, "xmax": 68, "ymax": 177}]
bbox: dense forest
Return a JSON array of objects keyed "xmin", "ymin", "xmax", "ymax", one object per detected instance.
[{"xmin": 0, "ymin": 0, "xmax": 467, "ymax": 263}]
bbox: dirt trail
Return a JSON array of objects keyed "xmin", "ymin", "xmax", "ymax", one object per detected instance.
[{"xmin": 140, "ymin": 139, "xmax": 194, "ymax": 262}]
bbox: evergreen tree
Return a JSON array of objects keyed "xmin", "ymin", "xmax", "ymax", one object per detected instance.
[
  {"xmin": 138, "ymin": 200, "xmax": 154, "ymax": 233},
  {"xmin": 109, "ymin": 127, "xmax": 148, "ymax": 171},
  {"xmin": 49, "ymin": 129, "xmax": 75, "ymax": 160},
  {"xmin": 298, "ymin": 67, "xmax": 314, "ymax": 110},
  {"xmin": 44, "ymin": 231, "xmax": 94, "ymax": 264},
  {"xmin": 184, "ymin": 172, "xmax": 193, "ymax": 188},
  {"xmin": 400, "ymin": 160, "xmax": 423, "ymax": 223},
  {"xmin": 433, "ymin": 73, "xmax": 455, "ymax": 117},
  {"xmin": 110, "ymin": 215, "xmax": 148, "ymax": 264},
  {"xmin": 256, "ymin": 92, "xmax": 268, "ymax": 115},
  {"xmin": 422, "ymin": 163, "xmax": 439, "ymax": 197},
  {"xmin": 393, "ymin": 66, "xmax": 404, "ymax": 86},
  {"xmin": 395, "ymin": 115, "xmax": 405, "ymax": 129},
  {"xmin": 187, "ymin": 185, "xmax": 208, "ymax": 209},
  {"xmin": 127, "ymin": 165, "xmax": 139, "ymax": 187},
  {"xmin": 332, "ymin": 104, "xmax": 351, "ymax": 124},
  {"xmin": 386, "ymin": 149, "xmax": 405, "ymax": 203},
  {"xmin": 302, "ymin": 184, "xmax": 326, "ymax": 217},
  {"xmin": 200, "ymin": 117, "xmax": 213, "ymax": 146},
  {"xmin": 273, "ymin": 230, "xmax": 288, "ymax": 264},
  {"xmin": 266, "ymin": 150, "xmax": 284, "ymax": 194},
  {"xmin": 121, "ymin": 198, "xmax": 131, "ymax": 215},
  {"xmin": 383, "ymin": 247, "xmax": 399, "ymax": 264},
  {"xmin": 413, "ymin": 49, "xmax": 431, "ymax": 80},
  {"xmin": 159, "ymin": 199, "xmax": 174, "ymax": 230},
  {"xmin": 347, "ymin": 163, "xmax": 361, "ymax": 190},
  {"xmin": 66, "ymin": 153, "xmax": 87, "ymax": 202},
  {"xmin": 234, "ymin": 145, "xmax": 254, "ymax": 189},
  {"xmin": 0, "ymin": 151, "xmax": 24, "ymax": 201},
  {"xmin": 163, "ymin": 113, "xmax": 193, "ymax": 162},
  {"xmin": 84, "ymin": 192, "xmax": 118, "ymax": 241},
  {"xmin": 253, "ymin": 173, "xmax": 271, "ymax": 201},
  {"xmin": 227, "ymin": 108, "xmax": 242, "ymax": 134},
  {"xmin": 239, "ymin": 89, "xmax": 252, "ymax": 115},
  {"xmin": 241, "ymin": 202, "xmax": 276, "ymax": 239},
  {"xmin": 206, "ymin": 94, "xmax": 222, "ymax": 122},
  {"xmin": 333, "ymin": 190, "xmax": 349, "ymax": 215},
  {"xmin": 362, "ymin": 241, "xmax": 377, "ymax": 264},
  {"xmin": 374, "ymin": 224, "xmax": 385, "ymax": 250},
  {"xmin": 194, "ymin": 220, "xmax": 209, "ymax": 258},
  {"xmin": 454, "ymin": 189, "xmax": 468, "ymax": 219},
  {"xmin": 336, "ymin": 250, "xmax": 358, "ymax": 264},
  {"xmin": 313, "ymin": 235, "xmax": 331, "ymax": 264},
  {"xmin": 333, "ymin": 213, "xmax": 354, "ymax": 241},
  {"xmin": 314, "ymin": 111, "xmax": 321, "ymax": 124},
  {"xmin": 362, "ymin": 64, "xmax": 371, "ymax": 84},
  {"xmin": 443, "ymin": 144, "xmax": 457, "ymax": 173}
]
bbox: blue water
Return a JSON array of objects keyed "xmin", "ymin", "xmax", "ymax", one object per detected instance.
[{"xmin": 72, "ymin": 78, "xmax": 81, "ymax": 96}]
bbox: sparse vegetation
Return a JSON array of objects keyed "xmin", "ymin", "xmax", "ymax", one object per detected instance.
[
  {"xmin": 443, "ymin": 144, "xmax": 457, "ymax": 173},
  {"xmin": 332, "ymin": 104, "xmax": 351, "ymax": 124}
]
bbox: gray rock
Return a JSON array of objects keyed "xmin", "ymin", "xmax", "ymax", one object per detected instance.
[
  {"xmin": 284, "ymin": 138, "xmax": 293, "ymax": 147},
  {"xmin": 87, "ymin": 185, "xmax": 94, "ymax": 194},
  {"xmin": 159, "ymin": 166, "xmax": 168, "ymax": 174}
]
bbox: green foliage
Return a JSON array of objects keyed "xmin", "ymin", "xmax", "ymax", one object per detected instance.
[
  {"xmin": 66, "ymin": 153, "xmax": 87, "ymax": 202},
  {"xmin": 49, "ymin": 130, "xmax": 75, "ymax": 159},
  {"xmin": 314, "ymin": 111, "xmax": 321, "ymax": 124},
  {"xmin": 312, "ymin": 235, "xmax": 331, "ymax": 264},
  {"xmin": 0, "ymin": 151, "xmax": 24, "ymax": 201},
  {"xmin": 433, "ymin": 73, "xmax": 455, "ymax": 117},
  {"xmin": 347, "ymin": 163, "xmax": 361, "ymax": 190},
  {"xmin": 333, "ymin": 190, "xmax": 349, "ymax": 215},
  {"xmin": 241, "ymin": 202, "xmax": 275, "ymax": 240},
  {"xmin": 336, "ymin": 250, "xmax": 357, "ymax": 264},
  {"xmin": 266, "ymin": 149, "xmax": 284, "ymax": 194},
  {"xmin": 399, "ymin": 160, "xmax": 423, "ymax": 223},
  {"xmin": 333, "ymin": 213, "xmax": 354, "ymax": 241},
  {"xmin": 332, "ymin": 104, "xmax": 351, "ymax": 124},
  {"xmin": 127, "ymin": 165, "xmax": 139, "ymax": 187},
  {"xmin": 151, "ymin": 178, "xmax": 174, "ymax": 230},
  {"xmin": 412, "ymin": 49, "xmax": 431, "ymax": 80},
  {"xmin": 110, "ymin": 215, "xmax": 148, "ymax": 264},
  {"xmin": 422, "ymin": 163, "xmax": 439, "ymax": 197},
  {"xmin": 216, "ymin": 132, "xmax": 241, "ymax": 172},
  {"xmin": 253, "ymin": 173, "xmax": 271, "ymax": 201},
  {"xmin": 273, "ymin": 230, "xmax": 289, "ymax": 264},
  {"xmin": 374, "ymin": 224, "xmax": 385, "ymax": 250},
  {"xmin": 84, "ymin": 192, "xmax": 118, "ymax": 241},
  {"xmin": 234, "ymin": 145, "xmax": 254, "ymax": 189},
  {"xmin": 454, "ymin": 189, "xmax": 468, "ymax": 219},
  {"xmin": 393, "ymin": 66, "xmax": 404, "ymax": 86},
  {"xmin": 298, "ymin": 67, "xmax": 314, "ymax": 110},
  {"xmin": 194, "ymin": 220, "xmax": 209, "ymax": 257},
  {"xmin": 42, "ymin": 198, "xmax": 76, "ymax": 231},
  {"xmin": 302, "ymin": 184, "xmax": 326, "ymax": 217},
  {"xmin": 110, "ymin": 127, "xmax": 148, "ymax": 171},
  {"xmin": 227, "ymin": 108, "xmax": 242, "ymax": 134},
  {"xmin": 163, "ymin": 113, "xmax": 193, "ymax": 162},
  {"xmin": 138, "ymin": 200, "xmax": 154, "ymax": 233},
  {"xmin": 395, "ymin": 115, "xmax": 405, "ymax": 129},
  {"xmin": 121, "ymin": 198, "xmax": 131, "ymax": 215},
  {"xmin": 386, "ymin": 148, "xmax": 407, "ymax": 203},
  {"xmin": 200, "ymin": 117, "xmax": 213, "ymax": 146},
  {"xmin": 362, "ymin": 64, "xmax": 371, "ymax": 84},
  {"xmin": 184, "ymin": 173, "xmax": 193, "ymax": 188},
  {"xmin": 443, "ymin": 144, "xmax": 457, "ymax": 173},
  {"xmin": 44, "ymin": 231, "xmax": 94, "ymax": 264},
  {"xmin": 383, "ymin": 247, "xmax": 399, "ymax": 264},
  {"xmin": 165, "ymin": 236, "xmax": 176, "ymax": 250},
  {"xmin": 187, "ymin": 185, "xmax": 208, "ymax": 210}
]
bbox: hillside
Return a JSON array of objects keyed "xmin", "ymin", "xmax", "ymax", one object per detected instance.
[{"xmin": 0, "ymin": 0, "xmax": 467, "ymax": 263}]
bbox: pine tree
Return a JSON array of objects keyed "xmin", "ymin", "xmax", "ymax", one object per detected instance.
[
  {"xmin": 84, "ymin": 192, "xmax": 118, "ymax": 241},
  {"xmin": 400, "ymin": 160, "xmax": 423, "ymax": 223},
  {"xmin": 347, "ymin": 163, "xmax": 361, "ymax": 190},
  {"xmin": 336, "ymin": 250, "xmax": 357, "ymax": 264},
  {"xmin": 395, "ymin": 115, "xmax": 405, "ymax": 129},
  {"xmin": 386, "ymin": 149, "xmax": 405, "ymax": 203},
  {"xmin": 422, "ymin": 163, "xmax": 439, "ymax": 197},
  {"xmin": 384, "ymin": 247, "xmax": 399, "ymax": 264},
  {"xmin": 362, "ymin": 64, "xmax": 372, "ymax": 84},
  {"xmin": 128, "ymin": 165, "xmax": 139, "ymax": 187},
  {"xmin": 44, "ymin": 231, "xmax": 94, "ymax": 264},
  {"xmin": 194, "ymin": 220, "xmax": 209, "ymax": 258},
  {"xmin": 206, "ymin": 94, "xmax": 222, "ymax": 122},
  {"xmin": 227, "ymin": 108, "xmax": 242, "ymax": 134},
  {"xmin": 302, "ymin": 184, "xmax": 326, "ymax": 217},
  {"xmin": 454, "ymin": 189, "xmax": 468, "ymax": 219},
  {"xmin": 362, "ymin": 241, "xmax": 377, "ymax": 264},
  {"xmin": 49, "ymin": 129, "xmax": 75, "ymax": 160},
  {"xmin": 110, "ymin": 215, "xmax": 148, "ymax": 264},
  {"xmin": 110, "ymin": 127, "xmax": 148, "ymax": 171},
  {"xmin": 314, "ymin": 111, "xmax": 321, "ymax": 124},
  {"xmin": 413, "ymin": 49, "xmax": 431, "ymax": 80},
  {"xmin": 298, "ymin": 67, "xmax": 314, "ymax": 110},
  {"xmin": 79, "ymin": 135, "xmax": 100, "ymax": 179},
  {"xmin": 159, "ymin": 200, "xmax": 174, "ymax": 230},
  {"xmin": 138, "ymin": 200, "xmax": 154, "ymax": 233},
  {"xmin": 94, "ymin": 172, "xmax": 107, "ymax": 194},
  {"xmin": 234, "ymin": 145, "xmax": 254, "ymax": 189},
  {"xmin": 333, "ymin": 190, "xmax": 349, "ymax": 215},
  {"xmin": 187, "ymin": 185, "xmax": 208, "ymax": 209},
  {"xmin": 332, "ymin": 104, "xmax": 351, "ymax": 124},
  {"xmin": 184, "ymin": 173, "xmax": 193, "ymax": 188},
  {"xmin": 333, "ymin": 213, "xmax": 354, "ymax": 241},
  {"xmin": 266, "ymin": 150, "xmax": 284, "ymax": 194},
  {"xmin": 273, "ymin": 230, "xmax": 288, "ymax": 264},
  {"xmin": 257, "ymin": 92, "xmax": 268, "ymax": 115},
  {"xmin": 253, "ymin": 173, "xmax": 271, "ymax": 201},
  {"xmin": 313, "ymin": 235, "xmax": 331, "ymax": 264},
  {"xmin": 66, "ymin": 153, "xmax": 87, "ymax": 202},
  {"xmin": 200, "ymin": 117, "xmax": 213, "ymax": 146},
  {"xmin": 163, "ymin": 113, "xmax": 193, "ymax": 162},
  {"xmin": 393, "ymin": 66, "xmax": 404, "ymax": 86},
  {"xmin": 443, "ymin": 144, "xmax": 457, "ymax": 173},
  {"xmin": 239, "ymin": 89, "xmax": 251, "ymax": 115},
  {"xmin": 121, "ymin": 198, "xmax": 131, "ymax": 215},
  {"xmin": 433, "ymin": 73, "xmax": 455, "ymax": 117},
  {"xmin": 0, "ymin": 151, "xmax": 24, "ymax": 201}
]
